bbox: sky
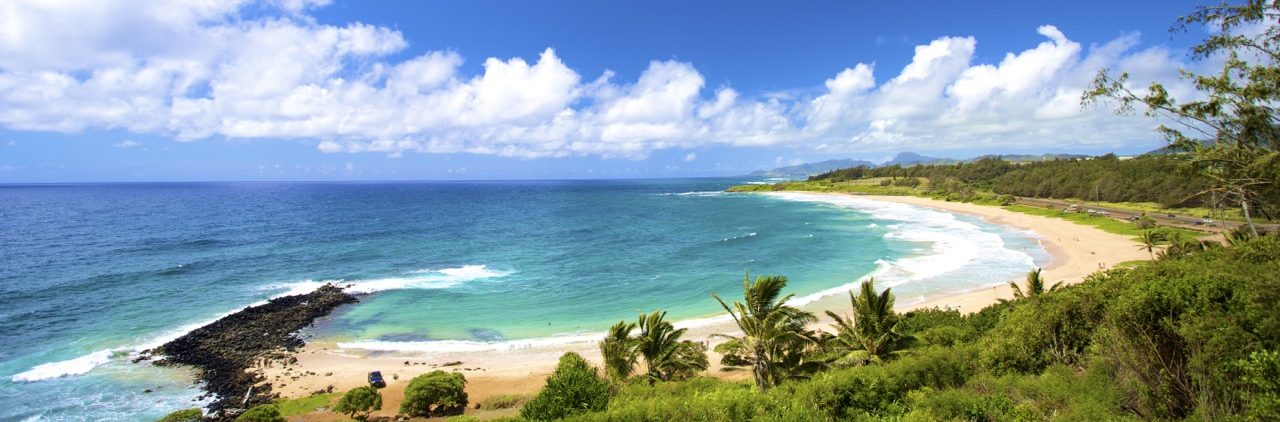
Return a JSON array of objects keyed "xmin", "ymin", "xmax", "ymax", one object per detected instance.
[{"xmin": 0, "ymin": 0, "xmax": 1215, "ymax": 182}]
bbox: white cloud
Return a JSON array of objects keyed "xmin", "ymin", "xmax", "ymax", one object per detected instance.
[
  {"xmin": 684, "ymin": 152, "xmax": 697, "ymax": 162},
  {"xmin": 0, "ymin": 1, "xmax": 1203, "ymax": 158},
  {"xmin": 112, "ymin": 139, "xmax": 141, "ymax": 148}
]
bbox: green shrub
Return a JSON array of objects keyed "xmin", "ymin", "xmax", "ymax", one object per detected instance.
[
  {"xmin": 901, "ymin": 307, "xmax": 970, "ymax": 347},
  {"xmin": 521, "ymin": 352, "xmax": 612, "ymax": 420},
  {"xmin": 979, "ymin": 276, "xmax": 1115, "ymax": 374},
  {"xmin": 910, "ymin": 364, "xmax": 1133, "ymax": 421},
  {"xmin": 156, "ymin": 408, "xmax": 202, "ymax": 422},
  {"xmin": 333, "ymin": 386, "xmax": 382, "ymax": 420},
  {"xmin": 1097, "ymin": 236, "xmax": 1280, "ymax": 419},
  {"xmin": 400, "ymin": 371, "xmax": 468, "ymax": 417},
  {"xmin": 235, "ymin": 404, "xmax": 284, "ymax": 422},
  {"xmin": 1241, "ymin": 350, "xmax": 1280, "ymax": 420},
  {"xmin": 798, "ymin": 345, "xmax": 976, "ymax": 420}
]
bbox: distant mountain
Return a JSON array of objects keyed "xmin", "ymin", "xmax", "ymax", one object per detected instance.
[
  {"xmin": 974, "ymin": 153, "xmax": 1090, "ymax": 163},
  {"xmin": 880, "ymin": 152, "xmax": 952, "ymax": 167},
  {"xmin": 747, "ymin": 158, "xmax": 878, "ymax": 178}
]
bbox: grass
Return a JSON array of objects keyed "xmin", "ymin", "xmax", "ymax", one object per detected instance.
[
  {"xmin": 1003, "ymin": 204, "xmax": 1201, "ymax": 240},
  {"xmin": 275, "ymin": 392, "xmax": 340, "ymax": 417},
  {"xmin": 480, "ymin": 393, "xmax": 533, "ymax": 410},
  {"xmin": 1113, "ymin": 260, "xmax": 1150, "ymax": 269},
  {"xmin": 1072, "ymin": 199, "xmax": 1279, "ymax": 223}
]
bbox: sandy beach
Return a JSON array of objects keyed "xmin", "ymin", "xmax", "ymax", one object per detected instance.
[{"xmin": 258, "ymin": 193, "xmax": 1149, "ymax": 419}]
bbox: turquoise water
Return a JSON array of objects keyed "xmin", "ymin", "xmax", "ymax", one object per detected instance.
[{"xmin": 0, "ymin": 179, "xmax": 1046, "ymax": 420}]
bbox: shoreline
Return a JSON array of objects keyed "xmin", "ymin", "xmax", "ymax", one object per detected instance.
[{"xmin": 252, "ymin": 193, "xmax": 1147, "ymax": 419}]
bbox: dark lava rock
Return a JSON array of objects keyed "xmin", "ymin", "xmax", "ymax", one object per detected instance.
[{"xmin": 150, "ymin": 284, "xmax": 357, "ymax": 414}]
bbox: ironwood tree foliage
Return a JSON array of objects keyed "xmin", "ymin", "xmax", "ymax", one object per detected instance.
[
  {"xmin": 332, "ymin": 386, "xmax": 382, "ymax": 421},
  {"xmin": 399, "ymin": 371, "xmax": 468, "ymax": 417},
  {"xmin": 811, "ymin": 155, "xmax": 1216, "ymax": 207},
  {"xmin": 1084, "ymin": 0, "xmax": 1280, "ymax": 236},
  {"xmin": 521, "ymin": 352, "xmax": 612, "ymax": 421}
]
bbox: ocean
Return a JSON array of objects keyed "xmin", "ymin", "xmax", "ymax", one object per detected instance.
[{"xmin": 0, "ymin": 179, "xmax": 1047, "ymax": 420}]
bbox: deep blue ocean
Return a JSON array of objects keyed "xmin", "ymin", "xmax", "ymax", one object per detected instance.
[{"xmin": 0, "ymin": 179, "xmax": 1047, "ymax": 420}]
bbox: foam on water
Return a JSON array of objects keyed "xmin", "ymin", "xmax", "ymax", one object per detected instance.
[
  {"xmin": 658, "ymin": 191, "xmax": 728, "ymax": 197},
  {"xmin": 337, "ymin": 313, "xmax": 746, "ymax": 354},
  {"xmin": 12, "ymin": 265, "xmax": 511, "ymax": 383},
  {"xmin": 10, "ymin": 350, "xmax": 114, "ymax": 382},
  {"xmin": 11, "ymin": 312, "xmax": 237, "ymax": 383},
  {"xmin": 275, "ymin": 264, "xmax": 512, "ymax": 296},
  {"xmin": 335, "ymin": 194, "xmax": 1041, "ymax": 355},
  {"xmin": 769, "ymin": 192, "xmax": 1036, "ymax": 306},
  {"xmin": 339, "ymin": 332, "xmax": 603, "ymax": 354}
]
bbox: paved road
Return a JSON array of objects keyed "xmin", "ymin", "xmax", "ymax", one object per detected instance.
[{"xmin": 1012, "ymin": 197, "xmax": 1278, "ymax": 234}]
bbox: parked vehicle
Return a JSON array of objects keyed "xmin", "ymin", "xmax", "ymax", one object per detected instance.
[{"xmin": 368, "ymin": 370, "xmax": 386, "ymax": 388}]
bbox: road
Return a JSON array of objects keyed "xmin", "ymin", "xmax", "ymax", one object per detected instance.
[{"xmin": 1011, "ymin": 197, "xmax": 1278, "ymax": 235}]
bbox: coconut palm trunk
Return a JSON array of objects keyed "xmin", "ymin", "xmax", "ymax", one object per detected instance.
[
  {"xmin": 752, "ymin": 347, "xmax": 770, "ymax": 391},
  {"xmin": 713, "ymin": 273, "xmax": 816, "ymax": 392}
]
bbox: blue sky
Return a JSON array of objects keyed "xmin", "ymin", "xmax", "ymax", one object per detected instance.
[{"xmin": 0, "ymin": 0, "xmax": 1208, "ymax": 182}]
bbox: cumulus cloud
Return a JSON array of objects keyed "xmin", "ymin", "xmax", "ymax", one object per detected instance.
[
  {"xmin": 0, "ymin": 0, "xmax": 1201, "ymax": 158},
  {"xmin": 112, "ymin": 140, "xmax": 141, "ymax": 148}
]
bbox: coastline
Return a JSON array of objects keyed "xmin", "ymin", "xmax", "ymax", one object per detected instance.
[{"xmin": 253, "ymin": 192, "xmax": 1148, "ymax": 419}]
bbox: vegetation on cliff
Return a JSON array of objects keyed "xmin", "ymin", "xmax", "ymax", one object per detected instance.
[{"xmin": 527, "ymin": 234, "xmax": 1279, "ymax": 421}]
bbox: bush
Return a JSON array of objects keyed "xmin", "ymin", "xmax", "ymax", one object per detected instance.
[
  {"xmin": 521, "ymin": 352, "xmax": 612, "ymax": 420},
  {"xmin": 979, "ymin": 276, "xmax": 1116, "ymax": 374},
  {"xmin": 400, "ymin": 371, "xmax": 468, "ymax": 417},
  {"xmin": 901, "ymin": 307, "xmax": 969, "ymax": 347},
  {"xmin": 1097, "ymin": 236, "xmax": 1280, "ymax": 419},
  {"xmin": 1241, "ymin": 350, "xmax": 1280, "ymax": 420},
  {"xmin": 909, "ymin": 364, "xmax": 1132, "ymax": 421},
  {"xmin": 157, "ymin": 408, "xmax": 202, "ymax": 422},
  {"xmin": 798, "ymin": 345, "xmax": 976, "ymax": 420},
  {"xmin": 333, "ymin": 386, "xmax": 382, "ymax": 420},
  {"xmin": 235, "ymin": 404, "xmax": 284, "ymax": 422}
]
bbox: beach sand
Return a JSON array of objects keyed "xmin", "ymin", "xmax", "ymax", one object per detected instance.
[{"xmin": 257, "ymin": 193, "xmax": 1148, "ymax": 419}]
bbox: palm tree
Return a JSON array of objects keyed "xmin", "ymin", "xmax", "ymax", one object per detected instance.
[
  {"xmin": 1160, "ymin": 235, "xmax": 1208, "ymax": 259},
  {"xmin": 826, "ymin": 278, "xmax": 911, "ymax": 365},
  {"xmin": 713, "ymin": 273, "xmax": 819, "ymax": 391},
  {"xmin": 635, "ymin": 311, "xmax": 706, "ymax": 382},
  {"xmin": 1137, "ymin": 230, "xmax": 1158, "ymax": 259},
  {"xmin": 1006, "ymin": 268, "xmax": 1062, "ymax": 301},
  {"xmin": 599, "ymin": 320, "xmax": 638, "ymax": 380}
]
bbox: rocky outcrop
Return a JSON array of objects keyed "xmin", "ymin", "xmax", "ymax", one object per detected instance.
[{"xmin": 148, "ymin": 284, "xmax": 357, "ymax": 415}]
